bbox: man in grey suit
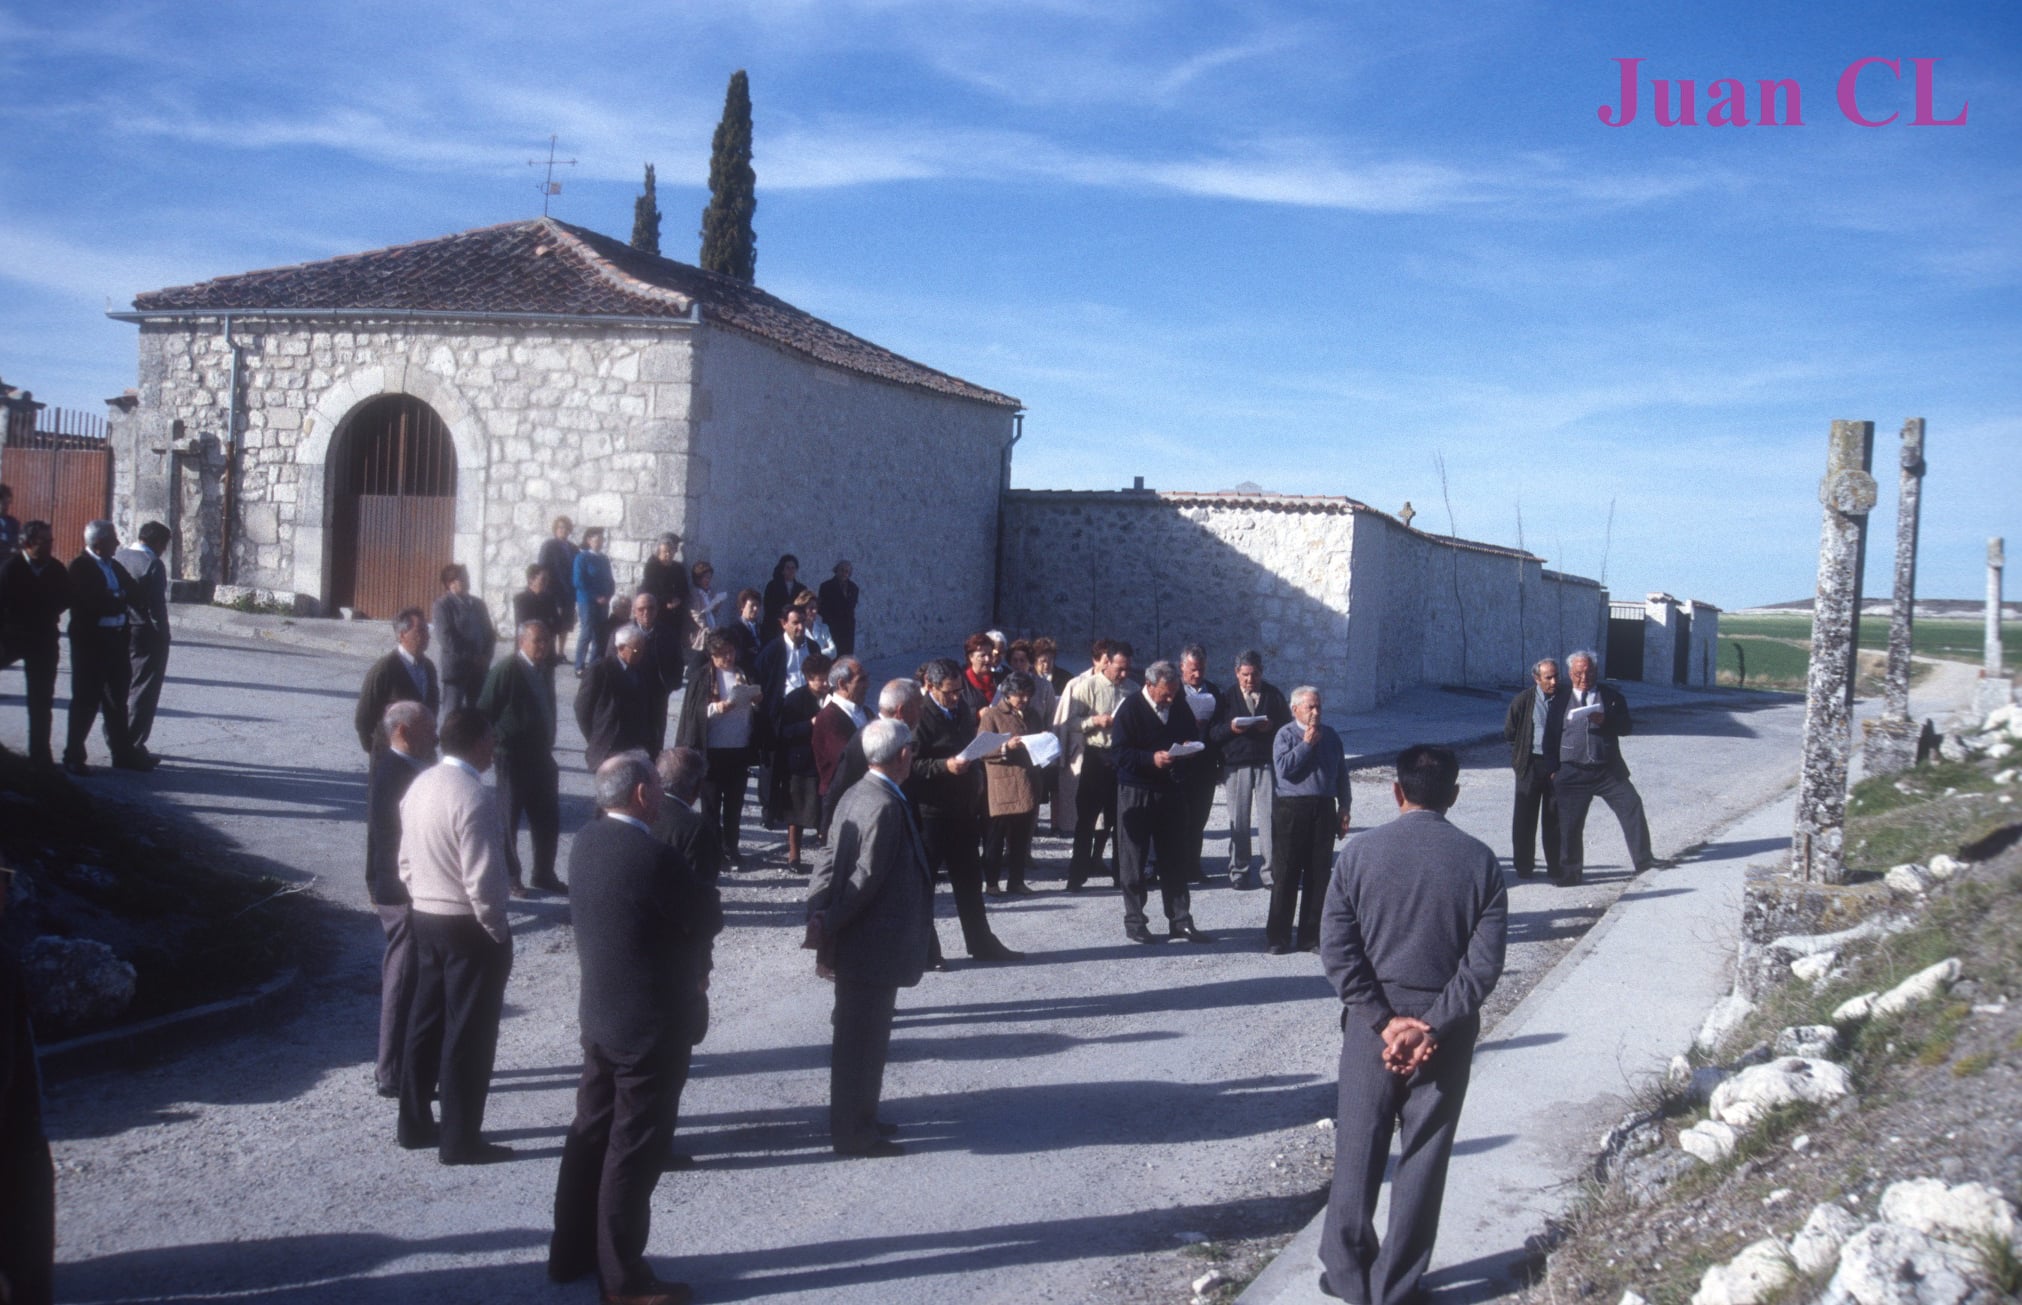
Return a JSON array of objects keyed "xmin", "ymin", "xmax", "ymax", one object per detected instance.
[
  {"xmin": 1317, "ymin": 744, "xmax": 1507, "ymax": 1305},
  {"xmin": 807, "ymin": 718, "xmax": 934, "ymax": 1158},
  {"xmin": 364, "ymin": 700, "xmax": 435, "ymax": 1097},
  {"xmin": 113, "ymin": 521, "xmax": 173, "ymax": 759}
]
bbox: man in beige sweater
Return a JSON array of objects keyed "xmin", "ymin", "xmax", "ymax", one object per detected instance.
[{"xmin": 396, "ymin": 707, "xmax": 515, "ymax": 1165}]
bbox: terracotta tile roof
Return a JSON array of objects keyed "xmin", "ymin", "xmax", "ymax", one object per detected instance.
[
  {"xmin": 1006, "ymin": 488, "xmax": 1547, "ymax": 562},
  {"xmin": 129, "ymin": 218, "xmax": 1020, "ymax": 409}
]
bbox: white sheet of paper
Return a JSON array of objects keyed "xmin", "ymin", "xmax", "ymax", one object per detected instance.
[
  {"xmin": 957, "ymin": 731, "xmax": 1014, "ymax": 764},
  {"xmin": 1019, "ymin": 731, "xmax": 1062, "ymax": 768},
  {"xmin": 1566, "ymin": 703, "xmax": 1603, "ymax": 721},
  {"xmin": 1166, "ymin": 740, "xmax": 1206, "ymax": 758},
  {"xmin": 1232, "ymin": 715, "xmax": 1271, "ymax": 729},
  {"xmin": 1184, "ymin": 687, "xmax": 1217, "ymax": 721},
  {"xmin": 728, "ymin": 683, "xmax": 762, "ymax": 707}
]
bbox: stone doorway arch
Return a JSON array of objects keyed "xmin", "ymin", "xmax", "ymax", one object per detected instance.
[{"xmin": 328, "ymin": 394, "xmax": 457, "ymax": 618}]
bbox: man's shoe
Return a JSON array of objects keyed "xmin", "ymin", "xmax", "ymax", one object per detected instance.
[
  {"xmin": 376, "ymin": 1083, "xmax": 400, "ymax": 1100},
  {"xmin": 396, "ymin": 1125, "xmax": 439, "ymax": 1151},
  {"xmin": 1514, "ymin": 867, "xmax": 1535, "ymax": 879},
  {"xmin": 547, "ymin": 1256, "xmax": 594, "ymax": 1285},
  {"xmin": 440, "ymin": 1141, "xmax": 514, "ymax": 1165},
  {"xmin": 508, "ymin": 881, "xmax": 531, "ymax": 900},
  {"xmin": 1007, "ymin": 880, "xmax": 1035, "ymax": 895},
  {"xmin": 1066, "ymin": 874, "xmax": 1086, "ymax": 893},
  {"xmin": 985, "ymin": 880, "xmax": 1003, "ymax": 896},
  {"xmin": 1554, "ymin": 871, "xmax": 1583, "ymax": 887},
  {"xmin": 875, "ymin": 1120, "xmax": 900, "ymax": 1138},
  {"xmin": 927, "ymin": 954, "xmax": 948, "ymax": 972},
  {"xmin": 529, "ymin": 875, "xmax": 568, "ymax": 895},
  {"xmin": 602, "ymin": 1280, "xmax": 694, "ymax": 1305},
  {"xmin": 1126, "ymin": 925, "xmax": 1164, "ymax": 945},
  {"xmin": 1173, "ymin": 923, "xmax": 1214, "ymax": 944},
  {"xmin": 835, "ymin": 1138, "xmax": 905, "ymax": 1159},
  {"xmin": 1316, "ymin": 1271, "xmax": 1345, "ymax": 1300},
  {"xmin": 969, "ymin": 939, "xmax": 1023, "ymax": 963},
  {"xmin": 62, "ymin": 759, "xmax": 91, "ymax": 777},
  {"xmin": 1265, "ymin": 943, "xmax": 1292, "ymax": 956}
]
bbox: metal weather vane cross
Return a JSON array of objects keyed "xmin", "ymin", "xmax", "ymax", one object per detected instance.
[{"xmin": 527, "ymin": 134, "xmax": 577, "ymax": 216}]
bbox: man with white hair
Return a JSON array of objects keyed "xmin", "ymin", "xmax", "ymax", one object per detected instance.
[
  {"xmin": 550, "ymin": 749, "xmax": 719, "ymax": 1305},
  {"xmin": 1269, "ymin": 686, "xmax": 1354, "ymax": 954},
  {"xmin": 1552, "ymin": 650, "xmax": 1655, "ymax": 886},
  {"xmin": 810, "ymin": 718, "xmax": 935, "ymax": 1158},
  {"xmin": 1111, "ymin": 659, "xmax": 1212, "ymax": 944},
  {"xmin": 365, "ymin": 699, "xmax": 435, "ymax": 1097},
  {"xmin": 575, "ymin": 623, "xmax": 657, "ymax": 771},
  {"xmin": 63, "ymin": 520, "xmax": 151, "ymax": 774}
]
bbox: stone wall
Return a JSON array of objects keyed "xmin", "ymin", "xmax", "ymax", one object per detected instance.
[
  {"xmin": 997, "ymin": 491, "xmax": 1610, "ymax": 712},
  {"xmin": 115, "ymin": 317, "xmax": 698, "ymax": 622},
  {"xmin": 689, "ymin": 326, "xmax": 1015, "ymax": 660}
]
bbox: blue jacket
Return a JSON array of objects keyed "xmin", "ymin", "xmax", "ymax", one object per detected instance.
[{"xmin": 572, "ymin": 550, "xmax": 615, "ymax": 604}]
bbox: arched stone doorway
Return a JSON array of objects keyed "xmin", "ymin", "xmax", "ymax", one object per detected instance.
[{"xmin": 328, "ymin": 394, "xmax": 457, "ymax": 618}]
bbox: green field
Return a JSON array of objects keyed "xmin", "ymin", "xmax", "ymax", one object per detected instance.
[{"xmin": 1720, "ymin": 614, "xmax": 2019, "ymax": 676}]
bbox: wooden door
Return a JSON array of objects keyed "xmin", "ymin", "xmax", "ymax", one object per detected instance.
[{"xmin": 329, "ymin": 396, "xmax": 455, "ymax": 618}]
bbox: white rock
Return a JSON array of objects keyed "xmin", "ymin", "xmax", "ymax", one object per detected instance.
[
  {"xmin": 1679, "ymin": 1119, "xmax": 1740, "ymax": 1164},
  {"xmin": 1790, "ymin": 1202, "xmax": 1861, "ymax": 1276},
  {"xmin": 1696, "ymin": 992, "xmax": 1756, "ymax": 1053},
  {"xmin": 1775, "ymin": 1024, "xmax": 1843, "ymax": 1059},
  {"xmin": 1820, "ymin": 1222, "xmax": 1976, "ymax": 1305},
  {"xmin": 1315, "ymin": 1118, "xmax": 1334, "ymax": 1131},
  {"xmin": 1833, "ymin": 992, "xmax": 1880, "ymax": 1024},
  {"xmin": 1709, "ymin": 1057, "xmax": 1855, "ymax": 1128},
  {"xmin": 1877, "ymin": 1177, "xmax": 2019, "ymax": 1247},
  {"xmin": 1620, "ymin": 1293, "xmax": 1649, "ymax": 1305},
  {"xmin": 1690, "ymin": 1238, "xmax": 1793, "ymax": 1305},
  {"xmin": 1791, "ymin": 1133, "xmax": 1812, "ymax": 1153},
  {"xmin": 1769, "ymin": 919, "xmax": 1894, "ymax": 959},
  {"xmin": 1884, "ymin": 863, "xmax": 1934, "ymax": 896},
  {"xmin": 1191, "ymin": 1269, "xmax": 1225, "ymax": 1295},
  {"xmin": 1925, "ymin": 853, "xmax": 1966, "ymax": 880},
  {"xmin": 1871, "ymin": 958, "xmax": 1962, "ymax": 1019},
  {"xmin": 1993, "ymin": 769, "xmax": 2017, "ymax": 786},
  {"xmin": 1990, "ymin": 740, "xmax": 2015, "ymax": 760},
  {"xmin": 1793, "ymin": 952, "xmax": 1839, "ymax": 983}
]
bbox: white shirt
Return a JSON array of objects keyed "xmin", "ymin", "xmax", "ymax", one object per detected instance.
[
  {"xmin": 1142, "ymin": 686, "xmax": 1171, "ymax": 725},
  {"xmin": 827, "ymin": 694, "xmax": 867, "ymax": 728}
]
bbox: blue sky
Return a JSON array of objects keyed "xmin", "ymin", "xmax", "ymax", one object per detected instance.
[{"xmin": 3, "ymin": 0, "xmax": 2016, "ymax": 608}]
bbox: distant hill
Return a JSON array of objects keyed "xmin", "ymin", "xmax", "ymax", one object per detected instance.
[{"xmin": 1745, "ymin": 599, "xmax": 2021, "ymax": 618}]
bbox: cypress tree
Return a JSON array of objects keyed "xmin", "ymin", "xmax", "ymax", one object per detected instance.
[
  {"xmin": 698, "ymin": 70, "xmax": 757, "ymax": 282},
  {"xmin": 631, "ymin": 163, "xmax": 662, "ymax": 255}
]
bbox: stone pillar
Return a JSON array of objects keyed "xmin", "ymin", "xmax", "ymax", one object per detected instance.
[
  {"xmin": 1793, "ymin": 420, "xmax": 1876, "ymax": 883},
  {"xmin": 1976, "ymin": 537, "xmax": 2013, "ymax": 717},
  {"xmin": 1860, "ymin": 420, "xmax": 1926, "ymax": 776}
]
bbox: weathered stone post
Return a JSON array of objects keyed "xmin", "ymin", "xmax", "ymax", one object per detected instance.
[
  {"xmin": 1859, "ymin": 420, "xmax": 1925, "ymax": 775},
  {"xmin": 1976, "ymin": 537, "xmax": 2013, "ymax": 716},
  {"xmin": 1793, "ymin": 421, "xmax": 1876, "ymax": 883}
]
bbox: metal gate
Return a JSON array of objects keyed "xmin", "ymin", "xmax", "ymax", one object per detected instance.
[
  {"xmin": 1606, "ymin": 604, "xmax": 1646, "ymax": 681},
  {"xmin": 329, "ymin": 395, "xmax": 455, "ymax": 619},
  {"xmin": 1, "ymin": 408, "xmax": 111, "ymax": 558}
]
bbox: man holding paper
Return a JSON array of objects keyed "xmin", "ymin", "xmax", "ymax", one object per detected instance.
[
  {"xmin": 1112, "ymin": 661, "xmax": 1213, "ymax": 944},
  {"xmin": 1552, "ymin": 650, "xmax": 1655, "ymax": 886},
  {"xmin": 912, "ymin": 659, "xmax": 1023, "ymax": 962}
]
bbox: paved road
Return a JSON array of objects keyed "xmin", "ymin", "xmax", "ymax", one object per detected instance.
[{"xmin": 2, "ymin": 623, "xmax": 1815, "ymax": 1304}]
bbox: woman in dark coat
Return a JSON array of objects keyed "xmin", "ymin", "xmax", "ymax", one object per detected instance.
[
  {"xmin": 771, "ymin": 652, "xmax": 831, "ymax": 870},
  {"xmin": 761, "ymin": 554, "xmax": 809, "ymax": 633}
]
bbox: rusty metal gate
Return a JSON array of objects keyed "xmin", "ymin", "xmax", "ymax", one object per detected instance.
[
  {"xmin": 2, "ymin": 408, "xmax": 111, "ymax": 558},
  {"xmin": 329, "ymin": 395, "xmax": 455, "ymax": 619}
]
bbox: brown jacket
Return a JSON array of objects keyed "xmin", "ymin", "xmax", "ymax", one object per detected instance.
[{"xmin": 979, "ymin": 701, "xmax": 1042, "ymax": 818}]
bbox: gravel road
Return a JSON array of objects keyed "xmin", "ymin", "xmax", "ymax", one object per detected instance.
[{"xmin": 9, "ymin": 631, "xmax": 1816, "ymax": 1304}]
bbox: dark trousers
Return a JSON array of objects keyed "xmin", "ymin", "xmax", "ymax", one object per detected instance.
[
  {"xmin": 829, "ymin": 979, "xmax": 898, "ymax": 1153},
  {"xmin": 497, "ymin": 748, "xmax": 561, "ymax": 886},
  {"xmin": 65, "ymin": 625, "xmax": 133, "ymax": 764},
  {"xmin": 703, "ymin": 747, "xmax": 753, "ymax": 861},
  {"xmin": 1269, "ymin": 795, "xmax": 1338, "ymax": 949},
  {"xmin": 1070, "ymin": 748, "xmax": 1117, "ymax": 883},
  {"xmin": 14, "ymin": 634, "xmax": 58, "ymax": 763},
  {"xmin": 441, "ymin": 671, "xmax": 484, "ymax": 718},
  {"xmin": 1555, "ymin": 762, "xmax": 1654, "ymax": 878},
  {"xmin": 549, "ymin": 1039, "xmax": 680, "ymax": 1294},
  {"xmin": 125, "ymin": 627, "xmax": 170, "ymax": 750},
  {"xmin": 374, "ymin": 904, "xmax": 416, "ymax": 1095},
  {"xmin": 1511, "ymin": 764, "xmax": 1561, "ymax": 875},
  {"xmin": 400, "ymin": 912, "xmax": 512, "ymax": 1158},
  {"xmin": 984, "ymin": 810, "xmax": 1036, "ymax": 889},
  {"xmin": 922, "ymin": 814, "xmax": 994, "ymax": 952},
  {"xmin": 1116, "ymin": 784, "xmax": 1193, "ymax": 932},
  {"xmin": 1320, "ymin": 1014, "xmax": 1477, "ymax": 1305},
  {"xmin": 1180, "ymin": 775, "xmax": 1217, "ymax": 883}
]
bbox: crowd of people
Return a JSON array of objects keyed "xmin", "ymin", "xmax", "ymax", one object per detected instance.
[{"xmin": 0, "ymin": 496, "xmax": 1663, "ymax": 1305}]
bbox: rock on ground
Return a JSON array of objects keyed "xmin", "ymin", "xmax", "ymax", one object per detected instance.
[
  {"xmin": 1708, "ymin": 1057, "xmax": 1854, "ymax": 1129},
  {"xmin": 1876, "ymin": 1177, "xmax": 2019, "ymax": 1248},
  {"xmin": 1790, "ymin": 1202, "xmax": 1863, "ymax": 1277},
  {"xmin": 1820, "ymin": 1222, "xmax": 1978, "ymax": 1305},
  {"xmin": 23, "ymin": 935, "xmax": 136, "ymax": 1030},
  {"xmin": 1690, "ymin": 1238, "xmax": 1793, "ymax": 1305}
]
